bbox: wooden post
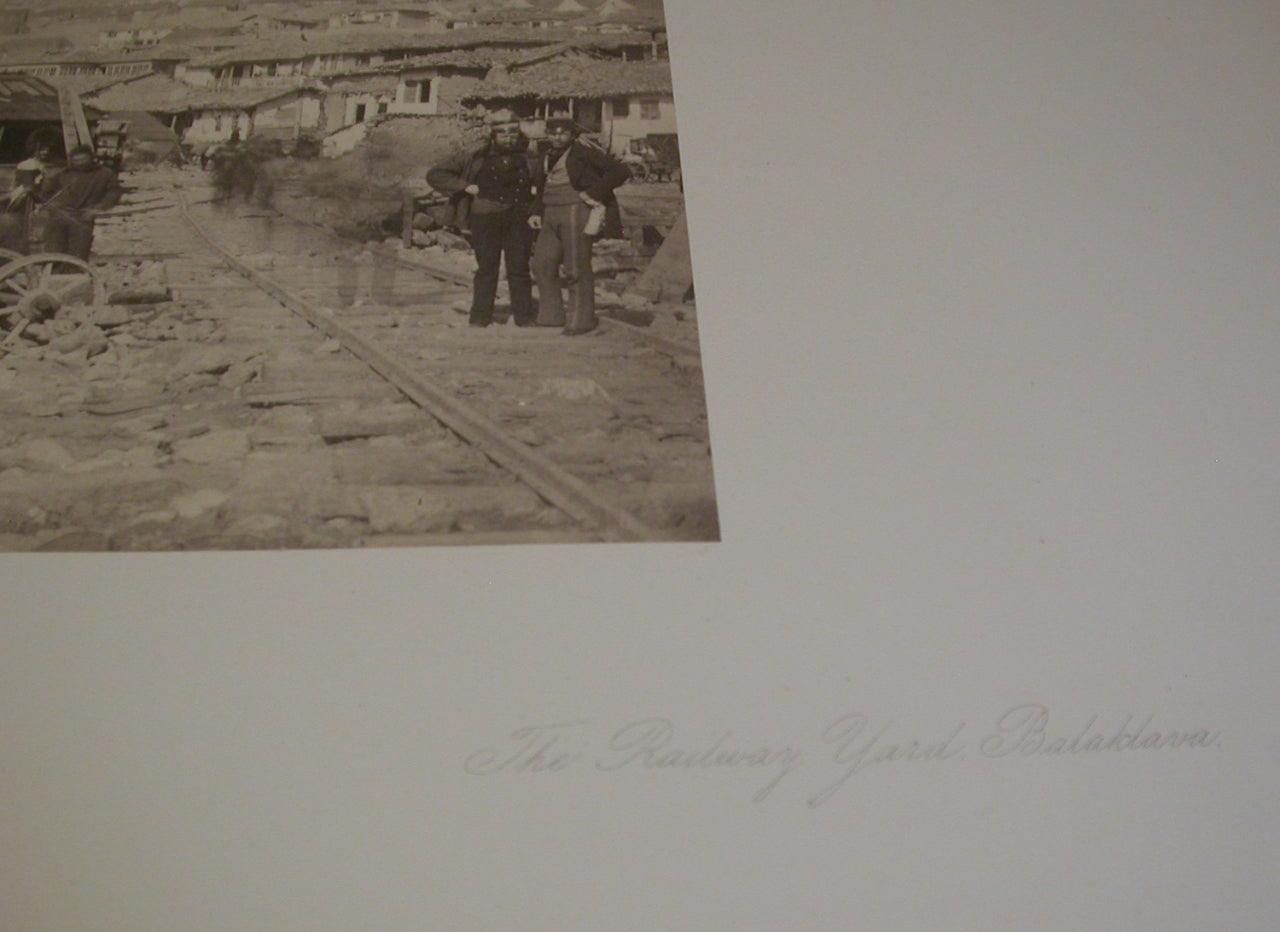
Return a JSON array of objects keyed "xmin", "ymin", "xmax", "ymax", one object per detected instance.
[
  {"xmin": 57, "ymin": 87, "xmax": 92, "ymax": 154},
  {"xmin": 402, "ymin": 195, "xmax": 415, "ymax": 249}
]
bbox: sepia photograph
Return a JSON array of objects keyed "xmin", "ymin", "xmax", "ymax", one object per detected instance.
[
  {"xmin": 2, "ymin": 1, "xmax": 1278, "ymax": 928},
  {"xmin": 0, "ymin": 0, "xmax": 715, "ymax": 550}
]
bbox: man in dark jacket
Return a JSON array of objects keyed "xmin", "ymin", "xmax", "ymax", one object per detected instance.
[
  {"xmin": 37, "ymin": 144, "xmax": 122, "ymax": 261},
  {"xmin": 427, "ymin": 110, "xmax": 540, "ymax": 328},
  {"xmin": 530, "ymin": 117, "xmax": 631, "ymax": 335}
]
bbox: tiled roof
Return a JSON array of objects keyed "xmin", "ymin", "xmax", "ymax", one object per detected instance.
[
  {"xmin": 83, "ymin": 73, "xmax": 201, "ymax": 112},
  {"xmin": 324, "ymin": 73, "xmax": 400, "ymax": 94},
  {"xmin": 0, "ymin": 44, "xmax": 191, "ymax": 68},
  {"xmin": 86, "ymin": 72, "xmax": 323, "ymax": 113},
  {"xmin": 184, "ymin": 23, "xmax": 654, "ymax": 68},
  {"xmin": 467, "ymin": 56, "xmax": 670, "ymax": 99},
  {"xmin": 374, "ymin": 48, "xmax": 514, "ymax": 71},
  {"xmin": 181, "ymin": 84, "xmax": 324, "ymax": 111}
]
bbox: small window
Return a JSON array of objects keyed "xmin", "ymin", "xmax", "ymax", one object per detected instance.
[
  {"xmin": 377, "ymin": 101, "xmax": 389, "ymax": 115},
  {"xmin": 611, "ymin": 97, "xmax": 630, "ymax": 118},
  {"xmin": 640, "ymin": 99, "xmax": 660, "ymax": 120}
]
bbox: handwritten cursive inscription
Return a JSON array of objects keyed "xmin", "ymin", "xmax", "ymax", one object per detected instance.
[
  {"xmin": 464, "ymin": 721, "xmax": 591, "ymax": 775},
  {"xmin": 979, "ymin": 703, "xmax": 1222, "ymax": 758},
  {"xmin": 595, "ymin": 718, "xmax": 802, "ymax": 802},
  {"xmin": 462, "ymin": 705, "xmax": 1222, "ymax": 808},
  {"xmin": 807, "ymin": 714, "xmax": 965, "ymax": 808}
]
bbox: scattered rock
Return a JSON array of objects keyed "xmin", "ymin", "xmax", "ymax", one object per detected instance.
[
  {"xmin": 314, "ymin": 487, "xmax": 367, "ymax": 521},
  {"xmin": 359, "ymin": 485, "xmax": 544, "ymax": 533},
  {"xmin": 510, "ymin": 426, "xmax": 545, "ymax": 447},
  {"xmin": 317, "ymin": 403, "xmax": 432, "ymax": 443},
  {"xmin": 619, "ymin": 292, "xmax": 651, "ymax": 310},
  {"xmin": 87, "ymin": 306, "xmax": 135, "ymax": 328},
  {"xmin": 66, "ymin": 449, "xmax": 132, "ymax": 472},
  {"xmin": 112, "ymin": 413, "xmax": 168, "ymax": 436},
  {"xmin": 0, "ymin": 467, "xmax": 29, "ymax": 487},
  {"xmin": 0, "ymin": 495, "xmax": 47, "ymax": 533},
  {"xmin": 435, "ymin": 230, "xmax": 471, "ymax": 251},
  {"xmin": 172, "ymin": 429, "xmax": 251, "ymax": 464},
  {"xmin": 537, "ymin": 377, "xmax": 613, "ymax": 403},
  {"xmin": 247, "ymin": 406, "xmax": 318, "ymax": 447},
  {"xmin": 108, "ymin": 285, "xmax": 173, "ymax": 305},
  {"xmin": 330, "ymin": 445, "xmax": 488, "ymax": 485},
  {"xmin": 5, "ymin": 439, "xmax": 76, "ymax": 471},
  {"xmin": 226, "ymin": 514, "xmax": 289, "ymax": 539},
  {"xmin": 125, "ymin": 509, "xmax": 177, "ymax": 527},
  {"xmin": 173, "ymin": 346, "xmax": 237, "ymax": 378},
  {"xmin": 220, "ymin": 361, "xmax": 260, "ymax": 389},
  {"xmin": 84, "ymin": 344, "xmax": 122, "ymax": 373},
  {"xmin": 224, "ymin": 451, "xmax": 334, "ymax": 516},
  {"xmin": 602, "ymin": 307, "xmax": 656, "ymax": 328},
  {"xmin": 171, "ymin": 488, "xmax": 229, "ymax": 518},
  {"xmin": 31, "ymin": 530, "xmax": 111, "ymax": 552},
  {"xmin": 47, "ymin": 325, "xmax": 108, "ymax": 358}
]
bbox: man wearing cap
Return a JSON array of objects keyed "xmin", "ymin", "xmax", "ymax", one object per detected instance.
[
  {"xmin": 530, "ymin": 117, "xmax": 631, "ymax": 335},
  {"xmin": 427, "ymin": 111, "xmax": 539, "ymax": 328},
  {"xmin": 36, "ymin": 144, "xmax": 122, "ymax": 261}
]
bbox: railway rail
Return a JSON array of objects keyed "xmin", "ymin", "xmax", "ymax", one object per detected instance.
[{"xmin": 0, "ymin": 166, "xmax": 718, "ymax": 550}]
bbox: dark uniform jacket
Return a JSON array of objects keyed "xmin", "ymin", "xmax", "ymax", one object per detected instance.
[
  {"xmin": 38, "ymin": 164, "xmax": 122, "ymax": 215},
  {"xmin": 427, "ymin": 139, "xmax": 540, "ymax": 233}
]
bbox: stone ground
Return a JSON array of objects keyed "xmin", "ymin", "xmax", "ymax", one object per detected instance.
[{"xmin": 0, "ymin": 166, "xmax": 716, "ymax": 550}]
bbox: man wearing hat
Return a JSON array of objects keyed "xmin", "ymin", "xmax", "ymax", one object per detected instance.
[
  {"xmin": 35, "ymin": 144, "xmax": 122, "ymax": 261},
  {"xmin": 427, "ymin": 110, "xmax": 540, "ymax": 327},
  {"xmin": 530, "ymin": 117, "xmax": 631, "ymax": 335}
]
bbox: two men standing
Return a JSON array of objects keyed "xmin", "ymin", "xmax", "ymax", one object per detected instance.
[
  {"xmin": 0, "ymin": 141, "xmax": 121, "ymax": 260},
  {"xmin": 428, "ymin": 111, "xmax": 630, "ymax": 335}
]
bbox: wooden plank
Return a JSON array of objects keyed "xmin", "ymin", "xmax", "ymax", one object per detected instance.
[
  {"xmin": 56, "ymin": 87, "xmax": 91, "ymax": 152},
  {"xmin": 56, "ymin": 88, "xmax": 80, "ymax": 154}
]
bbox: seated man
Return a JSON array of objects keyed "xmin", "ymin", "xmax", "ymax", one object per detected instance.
[
  {"xmin": 0, "ymin": 135, "xmax": 55, "ymax": 253},
  {"xmin": 37, "ymin": 144, "xmax": 122, "ymax": 261}
]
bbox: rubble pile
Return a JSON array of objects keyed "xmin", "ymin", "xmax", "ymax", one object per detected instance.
[
  {"xmin": 0, "ymin": 263, "xmax": 283, "ymax": 548},
  {"xmin": 0, "ymin": 243, "xmax": 575, "ymax": 550}
]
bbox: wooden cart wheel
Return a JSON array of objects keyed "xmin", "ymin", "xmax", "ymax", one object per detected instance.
[
  {"xmin": 0, "ymin": 248, "xmax": 23, "ymax": 264},
  {"xmin": 0, "ymin": 253, "xmax": 101, "ymax": 320}
]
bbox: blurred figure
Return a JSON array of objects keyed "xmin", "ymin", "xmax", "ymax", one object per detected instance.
[
  {"xmin": 242, "ymin": 137, "xmax": 278, "ymax": 207},
  {"xmin": 209, "ymin": 137, "xmax": 243, "ymax": 202}
]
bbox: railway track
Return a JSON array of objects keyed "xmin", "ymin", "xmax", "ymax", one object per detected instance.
[{"xmin": 0, "ymin": 166, "xmax": 718, "ymax": 550}]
